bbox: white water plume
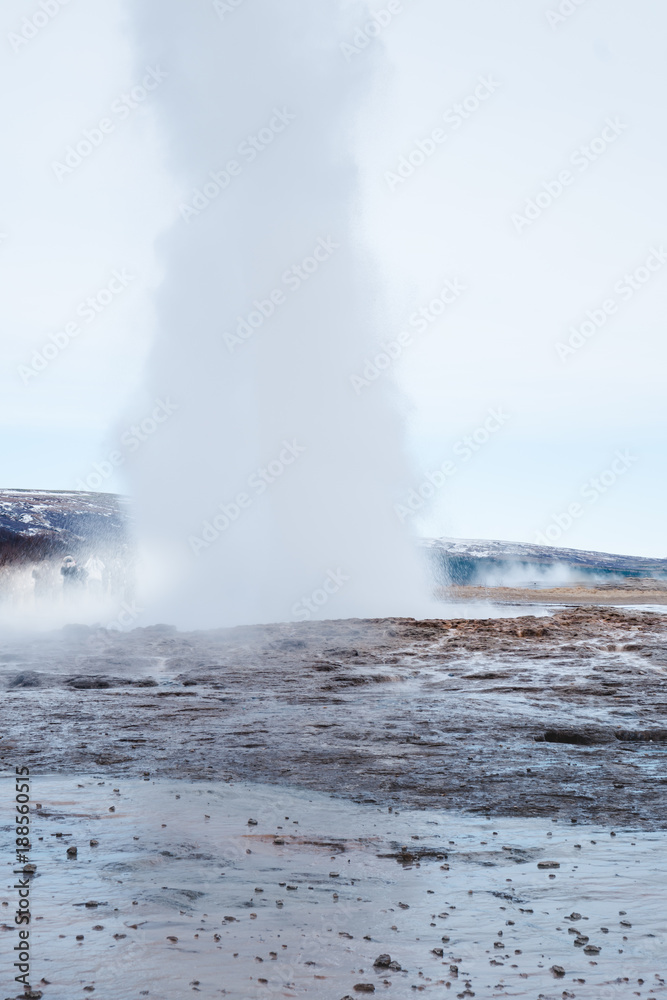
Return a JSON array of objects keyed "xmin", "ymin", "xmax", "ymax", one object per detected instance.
[{"xmin": 124, "ymin": 0, "xmax": 433, "ymax": 628}]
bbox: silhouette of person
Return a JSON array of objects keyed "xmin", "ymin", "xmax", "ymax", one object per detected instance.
[{"xmin": 61, "ymin": 556, "xmax": 87, "ymax": 600}]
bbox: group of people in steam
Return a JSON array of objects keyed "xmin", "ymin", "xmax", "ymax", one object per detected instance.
[
  {"xmin": 32, "ymin": 554, "xmax": 107, "ymax": 602},
  {"xmin": 60, "ymin": 554, "xmax": 106, "ymax": 597}
]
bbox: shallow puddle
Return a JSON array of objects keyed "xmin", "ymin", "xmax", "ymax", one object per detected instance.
[{"xmin": 1, "ymin": 776, "xmax": 665, "ymax": 999}]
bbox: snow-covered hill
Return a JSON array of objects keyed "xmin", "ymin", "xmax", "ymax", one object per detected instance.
[
  {"xmin": 0, "ymin": 490, "xmax": 131, "ymax": 563},
  {"xmin": 422, "ymin": 537, "xmax": 667, "ymax": 586}
]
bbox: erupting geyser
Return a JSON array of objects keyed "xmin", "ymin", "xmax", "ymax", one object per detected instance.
[{"xmin": 125, "ymin": 0, "xmax": 432, "ymax": 628}]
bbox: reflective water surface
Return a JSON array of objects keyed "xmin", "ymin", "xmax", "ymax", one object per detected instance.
[{"xmin": 1, "ymin": 777, "xmax": 665, "ymax": 999}]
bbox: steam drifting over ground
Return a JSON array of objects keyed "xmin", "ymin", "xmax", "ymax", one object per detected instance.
[{"xmin": 123, "ymin": 0, "xmax": 434, "ymax": 629}]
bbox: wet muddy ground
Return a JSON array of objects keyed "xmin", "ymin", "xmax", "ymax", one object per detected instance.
[
  {"xmin": 1, "ymin": 606, "xmax": 667, "ymax": 829},
  {"xmin": 1, "ymin": 776, "xmax": 665, "ymax": 1000}
]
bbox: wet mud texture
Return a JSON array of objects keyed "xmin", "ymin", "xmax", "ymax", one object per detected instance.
[{"xmin": 1, "ymin": 606, "xmax": 667, "ymax": 829}]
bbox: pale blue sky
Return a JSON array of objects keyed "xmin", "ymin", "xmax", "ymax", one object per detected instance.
[{"xmin": 2, "ymin": 0, "xmax": 666, "ymax": 558}]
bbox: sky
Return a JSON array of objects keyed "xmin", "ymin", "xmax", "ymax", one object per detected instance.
[{"xmin": 2, "ymin": 0, "xmax": 666, "ymax": 560}]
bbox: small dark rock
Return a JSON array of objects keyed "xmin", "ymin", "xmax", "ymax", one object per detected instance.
[
  {"xmin": 541, "ymin": 727, "xmax": 615, "ymax": 745},
  {"xmin": 615, "ymin": 729, "xmax": 667, "ymax": 742},
  {"xmin": 9, "ymin": 671, "xmax": 43, "ymax": 688},
  {"xmin": 66, "ymin": 675, "xmax": 121, "ymax": 690},
  {"xmin": 373, "ymin": 954, "xmax": 391, "ymax": 968}
]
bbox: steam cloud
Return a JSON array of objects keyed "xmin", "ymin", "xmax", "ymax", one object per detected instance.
[{"xmin": 125, "ymin": 0, "xmax": 432, "ymax": 628}]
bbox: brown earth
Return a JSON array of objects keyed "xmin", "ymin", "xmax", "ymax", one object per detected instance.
[
  {"xmin": 1, "ymin": 605, "xmax": 667, "ymax": 828},
  {"xmin": 446, "ymin": 581, "xmax": 667, "ymax": 605}
]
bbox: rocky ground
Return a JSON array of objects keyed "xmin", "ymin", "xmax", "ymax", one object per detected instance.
[
  {"xmin": 446, "ymin": 582, "xmax": 667, "ymax": 604},
  {"xmin": 1, "ymin": 606, "xmax": 667, "ymax": 830}
]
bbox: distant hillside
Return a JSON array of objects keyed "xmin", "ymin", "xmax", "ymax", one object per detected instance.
[
  {"xmin": 0, "ymin": 490, "xmax": 131, "ymax": 564},
  {"xmin": 423, "ymin": 537, "xmax": 667, "ymax": 586}
]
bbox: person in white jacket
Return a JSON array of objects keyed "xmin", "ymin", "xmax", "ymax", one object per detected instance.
[{"xmin": 83, "ymin": 554, "xmax": 106, "ymax": 599}]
